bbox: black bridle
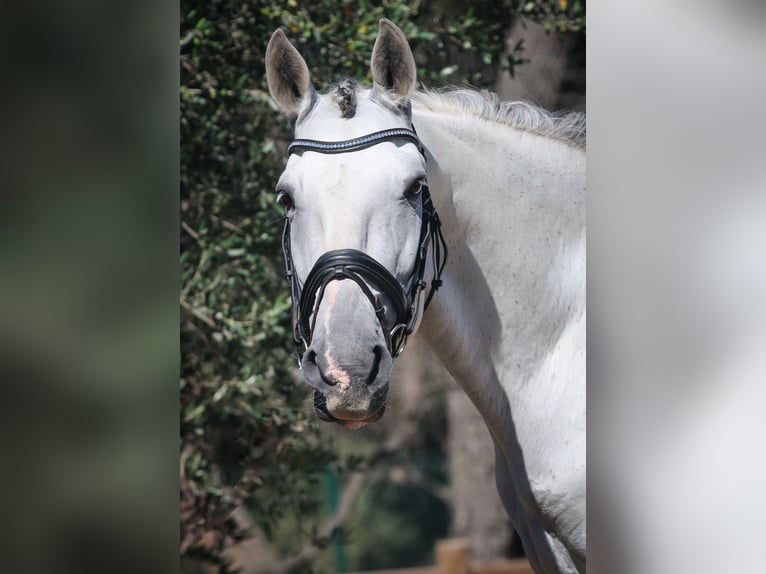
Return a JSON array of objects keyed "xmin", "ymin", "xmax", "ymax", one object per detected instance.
[{"xmin": 281, "ymin": 127, "xmax": 447, "ymax": 366}]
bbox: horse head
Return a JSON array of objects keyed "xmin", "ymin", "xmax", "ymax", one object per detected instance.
[{"xmin": 266, "ymin": 20, "xmax": 442, "ymax": 429}]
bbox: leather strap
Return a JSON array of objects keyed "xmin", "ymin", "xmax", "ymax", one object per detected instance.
[{"xmin": 288, "ymin": 128, "xmax": 425, "ymax": 158}]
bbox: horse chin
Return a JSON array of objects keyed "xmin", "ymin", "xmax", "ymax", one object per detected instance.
[
  {"xmin": 337, "ymin": 407, "xmax": 386, "ymax": 429},
  {"xmin": 312, "ymin": 390, "xmax": 387, "ymax": 428}
]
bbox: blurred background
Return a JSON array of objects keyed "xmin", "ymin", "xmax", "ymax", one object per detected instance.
[
  {"xmin": 4, "ymin": 1, "xmax": 764, "ymax": 573},
  {"xmin": 180, "ymin": 2, "xmax": 584, "ymax": 573}
]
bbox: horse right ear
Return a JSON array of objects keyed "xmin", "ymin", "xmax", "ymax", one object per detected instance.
[{"xmin": 265, "ymin": 29, "xmax": 314, "ymax": 120}]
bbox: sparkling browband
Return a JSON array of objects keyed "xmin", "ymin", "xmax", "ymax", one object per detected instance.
[{"xmin": 288, "ymin": 128, "xmax": 425, "ymax": 157}]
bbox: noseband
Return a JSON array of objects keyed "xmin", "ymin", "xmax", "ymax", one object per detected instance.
[{"xmin": 281, "ymin": 127, "xmax": 447, "ymax": 366}]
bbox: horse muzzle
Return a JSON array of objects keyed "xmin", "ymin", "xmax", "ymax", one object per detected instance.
[
  {"xmin": 313, "ymin": 386, "xmax": 388, "ymax": 429},
  {"xmin": 301, "ymin": 322, "xmax": 393, "ymax": 427}
]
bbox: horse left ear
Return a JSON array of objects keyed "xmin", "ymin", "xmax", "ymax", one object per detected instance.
[{"xmin": 371, "ymin": 19, "xmax": 417, "ymax": 99}]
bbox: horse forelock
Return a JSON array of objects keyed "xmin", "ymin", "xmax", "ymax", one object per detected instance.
[
  {"xmin": 332, "ymin": 79, "xmax": 411, "ymax": 121},
  {"xmin": 335, "ymin": 78, "xmax": 358, "ymax": 118},
  {"xmin": 296, "ymin": 81, "xmax": 412, "ymax": 131}
]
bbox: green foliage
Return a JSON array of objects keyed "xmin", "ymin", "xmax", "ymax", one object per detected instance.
[
  {"xmin": 347, "ymin": 479, "xmax": 450, "ymax": 570},
  {"xmin": 180, "ymin": 1, "xmax": 584, "ymax": 571}
]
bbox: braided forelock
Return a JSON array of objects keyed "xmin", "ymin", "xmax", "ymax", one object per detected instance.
[{"xmin": 335, "ymin": 78, "xmax": 358, "ymax": 118}]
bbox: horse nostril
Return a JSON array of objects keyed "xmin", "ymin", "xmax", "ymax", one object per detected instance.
[
  {"xmin": 301, "ymin": 349, "xmax": 338, "ymax": 390},
  {"xmin": 366, "ymin": 345, "xmax": 383, "ymax": 384},
  {"xmin": 306, "ymin": 349, "xmax": 338, "ymax": 386}
]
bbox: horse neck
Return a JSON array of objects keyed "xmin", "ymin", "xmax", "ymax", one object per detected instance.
[{"xmin": 413, "ymin": 105, "xmax": 586, "ymax": 435}]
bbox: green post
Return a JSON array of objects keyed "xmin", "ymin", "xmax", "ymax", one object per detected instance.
[{"xmin": 324, "ymin": 464, "xmax": 347, "ymax": 572}]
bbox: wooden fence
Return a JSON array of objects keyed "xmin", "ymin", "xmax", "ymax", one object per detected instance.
[{"xmin": 352, "ymin": 538, "xmax": 534, "ymax": 574}]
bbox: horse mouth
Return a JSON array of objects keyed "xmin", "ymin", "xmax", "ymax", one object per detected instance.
[{"xmin": 313, "ymin": 389, "xmax": 387, "ymax": 428}]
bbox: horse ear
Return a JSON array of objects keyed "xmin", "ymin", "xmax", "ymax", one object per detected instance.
[
  {"xmin": 265, "ymin": 29, "xmax": 314, "ymax": 120},
  {"xmin": 371, "ymin": 19, "xmax": 417, "ymax": 99}
]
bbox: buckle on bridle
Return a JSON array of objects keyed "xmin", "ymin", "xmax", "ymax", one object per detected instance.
[
  {"xmin": 390, "ymin": 323, "xmax": 410, "ymax": 358},
  {"xmin": 291, "ymin": 335, "xmax": 309, "ymax": 368}
]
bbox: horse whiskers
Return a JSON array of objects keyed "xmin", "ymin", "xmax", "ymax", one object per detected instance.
[
  {"xmin": 304, "ymin": 403, "xmax": 324, "ymax": 427},
  {"xmin": 267, "ymin": 215, "xmax": 288, "ymax": 227}
]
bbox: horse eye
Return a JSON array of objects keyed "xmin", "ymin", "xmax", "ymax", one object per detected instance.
[
  {"xmin": 276, "ymin": 190, "xmax": 294, "ymax": 211},
  {"xmin": 405, "ymin": 180, "xmax": 424, "ymax": 198}
]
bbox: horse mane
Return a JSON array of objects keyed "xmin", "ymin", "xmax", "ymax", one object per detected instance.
[{"xmin": 412, "ymin": 88, "xmax": 586, "ymax": 150}]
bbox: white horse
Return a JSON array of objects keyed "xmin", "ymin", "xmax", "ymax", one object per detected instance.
[{"xmin": 265, "ymin": 19, "xmax": 585, "ymax": 574}]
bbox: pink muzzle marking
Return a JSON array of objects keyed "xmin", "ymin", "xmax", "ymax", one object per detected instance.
[
  {"xmin": 324, "ymin": 350, "xmax": 351, "ymax": 392},
  {"xmin": 321, "ymin": 283, "xmax": 352, "ymax": 392}
]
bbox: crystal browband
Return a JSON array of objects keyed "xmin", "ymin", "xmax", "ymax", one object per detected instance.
[{"xmin": 288, "ymin": 128, "xmax": 425, "ymax": 158}]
